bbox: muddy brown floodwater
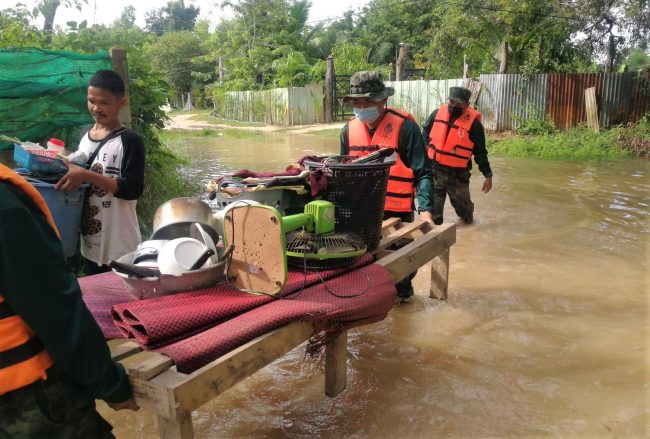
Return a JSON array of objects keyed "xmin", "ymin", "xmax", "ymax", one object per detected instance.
[{"xmin": 4, "ymin": 128, "xmax": 647, "ymax": 438}]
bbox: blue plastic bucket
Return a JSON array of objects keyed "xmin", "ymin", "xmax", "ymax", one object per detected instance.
[{"xmin": 29, "ymin": 180, "xmax": 89, "ymax": 258}]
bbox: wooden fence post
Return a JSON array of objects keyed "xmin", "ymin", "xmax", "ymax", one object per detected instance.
[
  {"xmin": 109, "ymin": 47, "xmax": 132, "ymax": 128},
  {"xmin": 325, "ymin": 55, "xmax": 335, "ymax": 123},
  {"xmin": 585, "ymin": 87, "xmax": 599, "ymax": 133}
]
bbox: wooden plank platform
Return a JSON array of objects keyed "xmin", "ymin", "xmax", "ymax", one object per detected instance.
[{"xmin": 107, "ymin": 220, "xmax": 456, "ymax": 438}]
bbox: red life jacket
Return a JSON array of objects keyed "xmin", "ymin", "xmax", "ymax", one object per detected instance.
[
  {"xmin": 428, "ymin": 105, "xmax": 481, "ymax": 168},
  {"xmin": 348, "ymin": 108, "xmax": 415, "ymax": 213},
  {"xmin": 0, "ymin": 164, "xmax": 56, "ymax": 395}
]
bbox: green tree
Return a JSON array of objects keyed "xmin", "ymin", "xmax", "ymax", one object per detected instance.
[
  {"xmin": 144, "ymin": 30, "xmax": 211, "ymax": 102},
  {"xmin": 271, "ymin": 50, "xmax": 311, "ymax": 86},
  {"xmin": 412, "ymin": 0, "xmax": 590, "ymax": 77},
  {"xmin": 113, "ymin": 6, "xmax": 137, "ymax": 29},
  {"xmin": 330, "ymin": 43, "xmax": 376, "ymax": 74},
  {"xmin": 620, "ymin": 48, "xmax": 650, "ymax": 71},
  {"xmin": 144, "ymin": 0, "xmax": 200, "ymax": 34},
  {"xmin": 0, "ymin": 6, "xmax": 46, "ymax": 48},
  {"xmin": 571, "ymin": 0, "xmax": 650, "ymax": 72},
  {"xmin": 33, "ymin": 0, "xmax": 88, "ymax": 42}
]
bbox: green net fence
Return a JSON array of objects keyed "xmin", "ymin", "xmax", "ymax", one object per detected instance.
[{"xmin": 0, "ymin": 48, "xmax": 112, "ymax": 150}]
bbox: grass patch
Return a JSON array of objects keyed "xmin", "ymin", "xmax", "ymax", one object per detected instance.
[
  {"xmin": 186, "ymin": 110, "xmax": 268, "ymax": 127},
  {"xmin": 160, "ymin": 128, "xmax": 223, "ymax": 140},
  {"xmin": 304, "ymin": 128, "xmax": 341, "ymax": 138},
  {"xmin": 489, "ymin": 124, "xmax": 644, "ymax": 160},
  {"xmin": 223, "ymin": 128, "xmax": 266, "ymax": 139}
]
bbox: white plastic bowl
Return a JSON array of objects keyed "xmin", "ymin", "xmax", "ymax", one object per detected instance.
[{"xmin": 157, "ymin": 237, "xmax": 208, "ymax": 276}]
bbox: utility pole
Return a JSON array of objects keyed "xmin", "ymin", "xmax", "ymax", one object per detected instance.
[{"xmin": 218, "ymin": 56, "xmax": 223, "ymax": 85}]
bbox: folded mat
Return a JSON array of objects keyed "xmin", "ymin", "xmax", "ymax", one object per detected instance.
[
  {"xmin": 155, "ymin": 263, "xmax": 396, "ymax": 373},
  {"xmin": 110, "ymin": 255, "xmax": 374, "ymax": 347},
  {"xmin": 79, "ymin": 272, "xmax": 139, "ymax": 339}
]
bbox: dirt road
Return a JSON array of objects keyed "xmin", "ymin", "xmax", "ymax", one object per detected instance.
[{"xmin": 166, "ymin": 113, "xmax": 345, "ymax": 134}]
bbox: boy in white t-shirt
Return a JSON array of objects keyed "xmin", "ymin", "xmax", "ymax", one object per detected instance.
[{"xmin": 55, "ymin": 70, "xmax": 145, "ymax": 274}]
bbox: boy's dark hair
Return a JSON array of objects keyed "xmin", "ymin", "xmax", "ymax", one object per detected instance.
[{"xmin": 89, "ymin": 70, "xmax": 125, "ymax": 98}]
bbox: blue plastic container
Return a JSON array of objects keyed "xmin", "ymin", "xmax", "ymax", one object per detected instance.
[
  {"xmin": 29, "ymin": 180, "xmax": 89, "ymax": 258},
  {"xmin": 14, "ymin": 144, "xmax": 67, "ymax": 175}
]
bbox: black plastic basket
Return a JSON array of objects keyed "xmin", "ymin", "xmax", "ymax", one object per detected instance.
[{"xmin": 304, "ymin": 157, "xmax": 394, "ymax": 251}]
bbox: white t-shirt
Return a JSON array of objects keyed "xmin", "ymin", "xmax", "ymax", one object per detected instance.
[{"xmin": 77, "ymin": 127, "xmax": 145, "ymax": 266}]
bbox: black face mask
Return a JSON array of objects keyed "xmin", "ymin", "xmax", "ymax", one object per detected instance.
[{"xmin": 448, "ymin": 105, "xmax": 464, "ymax": 118}]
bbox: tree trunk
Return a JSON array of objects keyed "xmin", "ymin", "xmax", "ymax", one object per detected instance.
[
  {"xmin": 499, "ymin": 41, "xmax": 508, "ymax": 74},
  {"xmin": 396, "ymin": 43, "xmax": 408, "ymax": 81},
  {"xmin": 605, "ymin": 34, "xmax": 617, "ymax": 73},
  {"xmin": 324, "ymin": 55, "xmax": 335, "ymax": 123},
  {"xmin": 41, "ymin": 0, "xmax": 61, "ymax": 44}
]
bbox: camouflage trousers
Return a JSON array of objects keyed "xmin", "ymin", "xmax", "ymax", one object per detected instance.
[
  {"xmin": 432, "ymin": 165, "xmax": 474, "ymax": 224},
  {"xmin": 0, "ymin": 368, "xmax": 114, "ymax": 439},
  {"xmin": 383, "ymin": 210, "xmax": 416, "ymax": 299}
]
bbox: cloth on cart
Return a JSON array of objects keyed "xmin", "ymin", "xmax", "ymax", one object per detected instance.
[
  {"xmin": 80, "ymin": 261, "xmax": 395, "ymax": 374},
  {"xmin": 154, "ymin": 263, "xmax": 395, "ymax": 373},
  {"xmin": 79, "ymin": 273, "xmax": 137, "ymax": 339},
  {"xmin": 106, "ymin": 254, "xmax": 374, "ymax": 346}
]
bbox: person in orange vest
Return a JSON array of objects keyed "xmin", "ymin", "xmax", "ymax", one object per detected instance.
[
  {"xmin": 0, "ymin": 163, "xmax": 138, "ymax": 437},
  {"xmin": 422, "ymin": 86, "xmax": 493, "ymax": 225},
  {"xmin": 340, "ymin": 71, "xmax": 434, "ymax": 304}
]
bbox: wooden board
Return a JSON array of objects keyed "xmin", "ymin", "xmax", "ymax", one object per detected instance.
[
  {"xmin": 585, "ymin": 87, "xmax": 599, "ymax": 133},
  {"xmin": 224, "ymin": 205, "xmax": 287, "ymax": 295}
]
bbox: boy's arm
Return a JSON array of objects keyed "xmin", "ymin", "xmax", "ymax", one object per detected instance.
[
  {"xmin": 114, "ymin": 131, "xmax": 145, "ymax": 200},
  {"xmin": 55, "ymin": 131, "xmax": 145, "ymax": 198},
  {"xmin": 55, "ymin": 163, "xmax": 118, "ymax": 193}
]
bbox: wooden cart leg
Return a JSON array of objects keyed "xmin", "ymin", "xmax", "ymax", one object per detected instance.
[
  {"xmin": 430, "ymin": 247, "xmax": 450, "ymax": 300},
  {"xmin": 325, "ymin": 330, "xmax": 347, "ymax": 396},
  {"xmin": 158, "ymin": 412, "xmax": 194, "ymax": 439}
]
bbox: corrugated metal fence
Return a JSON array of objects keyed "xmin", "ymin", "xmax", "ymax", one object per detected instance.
[
  {"xmin": 480, "ymin": 72, "xmax": 649, "ymax": 131},
  {"xmin": 418, "ymin": 72, "xmax": 648, "ymax": 131},
  {"xmin": 215, "ymin": 84, "xmax": 324, "ymax": 125},
  {"xmin": 385, "ymin": 78, "xmax": 465, "ymax": 122},
  {"xmin": 214, "ymin": 72, "xmax": 648, "ymax": 130}
]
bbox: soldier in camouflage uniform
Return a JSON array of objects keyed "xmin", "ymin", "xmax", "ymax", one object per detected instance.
[
  {"xmin": 422, "ymin": 87, "xmax": 493, "ymax": 224},
  {"xmin": 1, "ymin": 164, "xmax": 138, "ymax": 438}
]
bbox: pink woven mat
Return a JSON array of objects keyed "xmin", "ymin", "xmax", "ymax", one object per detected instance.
[
  {"xmin": 80, "ymin": 257, "xmax": 396, "ymax": 374},
  {"xmin": 156, "ymin": 263, "xmax": 396, "ymax": 373},
  {"xmin": 108, "ymin": 254, "xmax": 374, "ymax": 347},
  {"xmin": 79, "ymin": 272, "xmax": 138, "ymax": 339}
]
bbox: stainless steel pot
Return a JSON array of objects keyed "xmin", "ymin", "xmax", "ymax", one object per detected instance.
[
  {"xmin": 113, "ymin": 249, "xmax": 227, "ymax": 299},
  {"xmin": 151, "ymin": 197, "xmax": 219, "ymax": 243}
]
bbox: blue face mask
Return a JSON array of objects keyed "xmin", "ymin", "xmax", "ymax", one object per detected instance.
[{"xmin": 354, "ymin": 106, "xmax": 380, "ymax": 124}]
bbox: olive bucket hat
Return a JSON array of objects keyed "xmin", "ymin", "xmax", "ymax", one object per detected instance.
[
  {"xmin": 343, "ymin": 71, "xmax": 395, "ymax": 103},
  {"xmin": 448, "ymin": 86, "xmax": 472, "ymax": 105}
]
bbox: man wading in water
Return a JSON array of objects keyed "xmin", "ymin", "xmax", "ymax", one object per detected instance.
[{"xmin": 339, "ymin": 71, "xmax": 435, "ymax": 304}]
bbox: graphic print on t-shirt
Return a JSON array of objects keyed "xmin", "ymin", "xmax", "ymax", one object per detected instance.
[{"xmin": 81, "ymin": 162, "xmax": 104, "ymax": 236}]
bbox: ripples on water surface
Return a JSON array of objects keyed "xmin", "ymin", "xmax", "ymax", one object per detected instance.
[{"xmin": 91, "ymin": 133, "xmax": 648, "ymax": 438}]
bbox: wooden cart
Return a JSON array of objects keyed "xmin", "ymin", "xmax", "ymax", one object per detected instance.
[{"xmin": 107, "ymin": 220, "xmax": 456, "ymax": 438}]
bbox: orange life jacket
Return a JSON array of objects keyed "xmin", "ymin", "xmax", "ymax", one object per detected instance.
[
  {"xmin": 428, "ymin": 105, "xmax": 482, "ymax": 168},
  {"xmin": 0, "ymin": 163, "xmax": 55, "ymax": 395},
  {"xmin": 348, "ymin": 108, "xmax": 415, "ymax": 212}
]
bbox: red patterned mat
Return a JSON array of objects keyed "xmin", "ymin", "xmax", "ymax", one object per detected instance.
[
  {"xmin": 80, "ymin": 260, "xmax": 395, "ymax": 374},
  {"xmin": 106, "ymin": 255, "xmax": 374, "ymax": 347},
  {"xmin": 155, "ymin": 264, "xmax": 395, "ymax": 373},
  {"xmin": 79, "ymin": 273, "xmax": 138, "ymax": 339}
]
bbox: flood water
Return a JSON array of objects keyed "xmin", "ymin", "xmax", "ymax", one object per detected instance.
[{"xmin": 7, "ymin": 127, "xmax": 648, "ymax": 437}]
